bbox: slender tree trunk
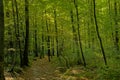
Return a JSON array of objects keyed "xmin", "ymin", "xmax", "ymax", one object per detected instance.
[
  {"xmin": 40, "ymin": 15, "xmax": 45, "ymax": 59},
  {"xmin": 34, "ymin": 27, "xmax": 38, "ymax": 57},
  {"xmin": 41, "ymin": 29, "xmax": 45, "ymax": 58},
  {"xmin": 70, "ymin": 10, "xmax": 82, "ymax": 64},
  {"xmin": 51, "ymin": 36, "xmax": 55, "ymax": 56},
  {"xmin": 54, "ymin": 8, "xmax": 59, "ymax": 57},
  {"xmin": 51, "ymin": 21, "xmax": 55, "ymax": 56},
  {"xmin": 0, "ymin": 0, "xmax": 5, "ymax": 79},
  {"xmin": 47, "ymin": 27, "xmax": 51, "ymax": 62},
  {"xmin": 114, "ymin": 0, "xmax": 119, "ymax": 51},
  {"xmin": 45, "ymin": 11, "xmax": 51, "ymax": 62},
  {"xmin": 13, "ymin": 0, "xmax": 24, "ymax": 68},
  {"xmin": 23, "ymin": 0, "xmax": 29, "ymax": 67},
  {"xmin": 93, "ymin": 0, "xmax": 107, "ymax": 65},
  {"xmin": 34, "ymin": 17, "xmax": 38, "ymax": 57},
  {"xmin": 50, "ymin": 19, "xmax": 55, "ymax": 56},
  {"xmin": 73, "ymin": 0, "xmax": 86, "ymax": 67}
]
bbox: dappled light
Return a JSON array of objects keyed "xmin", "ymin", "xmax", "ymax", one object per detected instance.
[{"xmin": 0, "ymin": 0, "xmax": 120, "ymax": 80}]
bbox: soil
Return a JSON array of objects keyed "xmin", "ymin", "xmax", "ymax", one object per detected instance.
[
  {"xmin": 5, "ymin": 56, "xmax": 88, "ymax": 80},
  {"xmin": 20, "ymin": 57, "xmax": 61, "ymax": 80}
]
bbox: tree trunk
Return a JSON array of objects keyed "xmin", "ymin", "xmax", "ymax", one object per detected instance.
[
  {"xmin": 34, "ymin": 27, "xmax": 38, "ymax": 57},
  {"xmin": 93, "ymin": 0, "xmax": 107, "ymax": 65},
  {"xmin": 70, "ymin": 10, "xmax": 82, "ymax": 64},
  {"xmin": 51, "ymin": 36, "xmax": 55, "ymax": 56},
  {"xmin": 34, "ymin": 17, "xmax": 38, "ymax": 57},
  {"xmin": 0, "ymin": 0, "xmax": 5, "ymax": 79},
  {"xmin": 12, "ymin": 0, "xmax": 24, "ymax": 68},
  {"xmin": 45, "ymin": 11, "xmax": 51, "ymax": 62},
  {"xmin": 73, "ymin": 0, "xmax": 86, "ymax": 67},
  {"xmin": 54, "ymin": 8, "xmax": 59, "ymax": 57},
  {"xmin": 40, "ymin": 15, "xmax": 45, "ymax": 59},
  {"xmin": 23, "ymin": 0, "xmax": 29, "ymax": 67},
  {"xmin": 114, "ymin": 0, "xmax": 119, "ymax": 51}
]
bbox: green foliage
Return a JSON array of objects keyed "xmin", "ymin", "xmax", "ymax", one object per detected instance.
[
  {"xmin": 3, "ymin": 0, "xmax": 120, "ymax": 79},
  {"xmin": 100, "ymin": 67, "xmax": 120, "ymax": 80}
]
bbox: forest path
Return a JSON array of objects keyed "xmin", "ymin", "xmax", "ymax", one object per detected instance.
[
  {"xmin": 5, "ymin": 56, "xmax": 89, "ymax": 80},
  {"xmin": 21, "ymin": 56, "xmax": 61, "ymax": 80}
]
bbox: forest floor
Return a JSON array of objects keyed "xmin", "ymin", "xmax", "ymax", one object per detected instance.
[
  {"xmin": 5, "ymin": 56, "xmax": 89, "ymax": 80},
  {"xmin": 20, "ymin": 56, "xmax": 61, "ymax": 80}
]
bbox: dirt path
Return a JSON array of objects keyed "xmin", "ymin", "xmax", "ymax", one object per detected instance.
[
  {"xmin": 5, "ymin": 57, "xmax": 89, "ymax": 80},
  {"xmin": 21, "ymin": 57, "xmax": 61, "ymax": 80}
]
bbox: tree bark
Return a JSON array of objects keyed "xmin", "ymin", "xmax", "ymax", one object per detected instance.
[
  {"xmin": 0, "ymin": 0, "xmax": 5, "ymax": 79},
  {"xmin": 23, "ymin": 0, "xmax": 29, "ymax": 67},
  {"xmin": 93, "ymin": 0, "xmax": 107, "ymax": 65},
  {"xmin": 13, "ymin": 0, "xmax": 23, "ymax": 68},
  {"xmin": 45, "ymin": 11, "xmax": 51, "ymax": 62},
  {"xmin": 70, "ymin": 10, "xmax": 82, "ymax": 64},
  {"xmin": 40, "ymin": 14, "xmax": 45, "ymax": 59},
  {"xmin": 73, "ymin": 0, "xmax": 86, "ymax": 67},
  {"xmin": 54, "ymin": 8, "xmax": 59, "ymax": 57},
  {"xmin": 34, "ymin": 16, "xmax": 38, "ymax": 57},
  {"xmin": 114, "ymin": 0, "xmax": 119, "ymax": 51}
]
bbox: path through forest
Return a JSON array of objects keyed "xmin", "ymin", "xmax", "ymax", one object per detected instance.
[
  {"xmin": 21, "ymin": 57, "xmax": 61, "ymax": 80},
  {"xmin": 5, "ymin": 56, "xmax": 89, "ymax": 80}
]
